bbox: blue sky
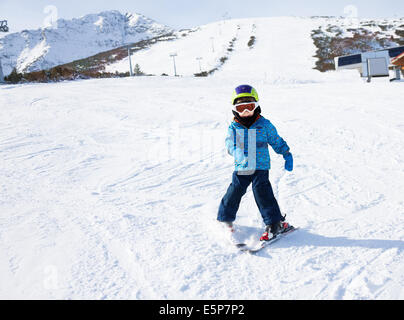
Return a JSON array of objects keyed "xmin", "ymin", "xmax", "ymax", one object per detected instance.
[{"xmin": 1, "ymin": 0, "xmax": 404, "ymax": 32}]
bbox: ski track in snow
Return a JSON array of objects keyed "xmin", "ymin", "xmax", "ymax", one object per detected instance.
[{"xmin": 1, "ymin": 17, "xmax": 403, "ymax": 300}]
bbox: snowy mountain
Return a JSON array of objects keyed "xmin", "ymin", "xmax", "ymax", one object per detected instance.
[
  {"xmin": 0, "ymin": 10, "xmax": 172, "ymax": 76},
  {"xmin": 5, "ymin": 15, "xmax": 404, "ymax": 83},
  {"xmin": 107, "ymin": 16, "xmax": 403, "ymax": 77},
  {"xmin": 0, "ymin": 16, "xmax": 403, "ymax": 300},
  {"xmin": 101, "ymin": 16, "xmax": 404, "ymax": 78}
]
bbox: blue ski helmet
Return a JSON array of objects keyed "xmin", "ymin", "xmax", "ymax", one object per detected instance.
[{"xmin": 231, "ymin": 85, "xmax": 259, "ymax": 105}]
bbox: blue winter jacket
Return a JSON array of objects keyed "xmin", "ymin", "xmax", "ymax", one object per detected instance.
[{"xmin": 225, "ymin": 116, "xmax": 290, "ymax": 171}]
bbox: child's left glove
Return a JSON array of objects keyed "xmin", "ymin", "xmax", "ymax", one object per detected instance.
[{"xmin": 283, "ymin": 152, "xmax": 293, "ymax": 172}]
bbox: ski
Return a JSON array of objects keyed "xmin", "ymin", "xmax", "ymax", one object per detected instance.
[
  {"xmin": 218, "ymin": 221, "xmax": 248, "ymax": 249},
  {"xmin": 235, "ymin": 243, "xmax": 248, "ymax": 249},
  {"xmin": 239, "ymin": 227, "xmax": 299, "ymax": 254},
  {"xmin": 229, "ymin": 235, "xmax": 247, "ymax": 249}
]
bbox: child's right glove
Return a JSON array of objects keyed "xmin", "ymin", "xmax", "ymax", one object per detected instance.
[
  {"xmin": 234, "ymin": 148, "xmax": 248, "ymax": 167},
  {"xmin": 283, "ymin": 152, "xmax": 293, "ymax": 172}
]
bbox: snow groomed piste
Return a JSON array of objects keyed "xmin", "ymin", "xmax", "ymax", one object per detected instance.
[{"xmin": 0, "ymin": 17, "xmax": 403, "ymax": 300}]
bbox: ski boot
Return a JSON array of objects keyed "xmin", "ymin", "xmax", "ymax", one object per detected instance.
[
  {"xmin": 279, "ymin": 214, "xmax": 294, "ymax": 234},
  {"xmin": 279, "ymin": 220, "xmax": 294, "ymax": 234},
  {"xmin": 260, "ymin": 224, "xmax": 280, "ymax": 242},
  {"xmin": 260, "ymin": 217, "xmax": 294, "ymax": 241},
  {"xmin": 220, "ymin": 221, "xmax": 235, "ymax": 233}
]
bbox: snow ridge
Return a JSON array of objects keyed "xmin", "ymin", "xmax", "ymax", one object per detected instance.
[{"xmin": 0, "ymin": 10, "xmax": 172, "ymax": 76}]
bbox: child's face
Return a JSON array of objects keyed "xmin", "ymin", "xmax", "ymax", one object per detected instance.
[{"xmin": 234, "ymin": 97, "xmax": 257, "ymax": 118}]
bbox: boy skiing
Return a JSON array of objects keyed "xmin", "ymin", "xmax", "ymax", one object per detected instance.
[{"xmin": 218, "ymin": 84, "xmax": 294, "ymax": 244}]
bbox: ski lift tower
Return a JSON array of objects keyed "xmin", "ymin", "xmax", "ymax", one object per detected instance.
[
  {"xmin": 0, "ymin": 20, "xmax": 10, "ymax": 83},
  {"xmin": 0, "ymin": 20, "xmax": 9, "ymax": 83},
  {"xmin": 0, "ymin": 20, "xmax": 9, "ymax": 32},
  {"xmin": 128, "ymin": 45, "xmax": 134, "ymax": 76},
  {"xmin": 169, "ymin": 53, "xmax": 178, "ymax": 76},
  {"xmin": 0, "ymin": 59, "xmax": 4, "ymax": 83}
]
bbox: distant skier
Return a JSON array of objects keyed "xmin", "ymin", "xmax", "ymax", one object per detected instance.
[{"xmin": 218, "ymin": 85, "xmax": 294, "ymax": 242}]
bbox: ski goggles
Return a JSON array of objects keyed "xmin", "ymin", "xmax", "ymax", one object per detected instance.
[{"xmin": 233, "ymin": 102, "xmax": 259, "ymax": 114}]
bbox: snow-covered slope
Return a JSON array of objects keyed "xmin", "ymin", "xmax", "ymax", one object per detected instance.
[
  {"xmin": 0, "ymin": 16, "xmax": 403, "ymax": 300},
  {"xmin": 104, "ymin": 17, "xmax": 320, "ymax": 78},
  {"xmin": 4, "ymin": 15, "xmax": 403, "ymax": 80},
  {"xmin": 103, "ymin": 16, "xmax": 404, "ymax": 78},
  {"xmin": 0, "ymin": 10, "xmax": 172, "ymax": 76},
  {"xmin": 104, "ymin": 20, "xmax": 240, "ymax": 76},
  {"xmin": 103, "ymin": 17, "xmax": 337, "ymax": 81}
]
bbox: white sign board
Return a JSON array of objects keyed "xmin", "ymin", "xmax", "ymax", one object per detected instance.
[
  {"xmin": 367, "ymin": 57, "xmax": 389, "ymax": 77},
  {"xmin": 361, "ymin": 50, "xmax": 390, "ymax": 77}
]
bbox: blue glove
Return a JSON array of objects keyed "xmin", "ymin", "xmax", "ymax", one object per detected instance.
[{"xmin": 283, "ymin": 152, "xmax": 293, "ymax": 172}]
